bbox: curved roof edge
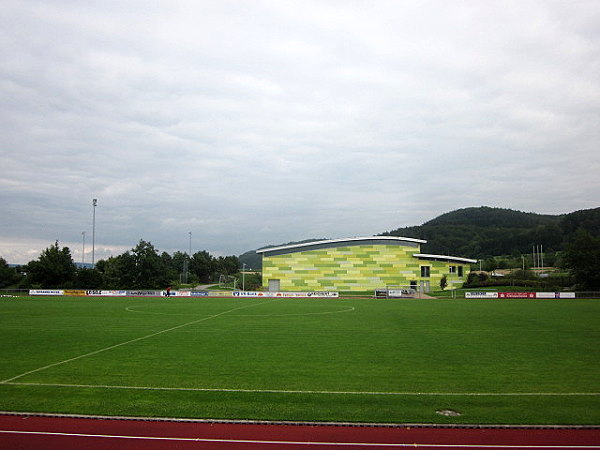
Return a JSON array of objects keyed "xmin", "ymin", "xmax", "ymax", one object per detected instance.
[
  {"xmin": 256, "ymin": 236, "xmax": 427, "ymax": 254},
  {"xmin": 413, "ymin": 253, "xmax": 478, "ymax": 264}
]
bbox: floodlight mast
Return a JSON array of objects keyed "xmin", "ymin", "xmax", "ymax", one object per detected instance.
[
  {"xmin": 242, "ymin": 263, "xmax": 246, "ymax": 291},
  {"xmin": 92, "ymin": 198, "xmax": 97, "ymax": 267},
  {"xmin": 82, "ymin": 231, "xmax": 86, "ymax": 265}
]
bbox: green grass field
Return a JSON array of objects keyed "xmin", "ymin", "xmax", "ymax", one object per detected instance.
[{"xmin": 0, "ymin": 295, "xmax": 599, "ymax": 424}]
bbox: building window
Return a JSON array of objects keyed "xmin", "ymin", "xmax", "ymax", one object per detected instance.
[
  {"xmin": 420, "ymin": 266, "xmax": 430, "ymax": 278},
  {"xmin": 458, "ymin": 266, "xmax": 463, "ymax": 277},
  {"xmin": 449, "ymin": 265, "xmax": 457, "ymax": 274},
  {"xmin": 410, "ymin": 280, "xmax": 417, "ymax": 289}
]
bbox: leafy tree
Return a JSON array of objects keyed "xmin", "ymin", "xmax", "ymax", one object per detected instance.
[
  {"xmin": 75, "ymin": 268, "xmax": 103, "ymax": 289},
  {"xmin": 562, "ymin": 230, "xmax": 600, "ymax": 289},
  {"xmin": 0, "ymin": 257, "xmax": 20, "ymax": 288},
  {"xmin": 102, "ymin": 252, "xmax": 136, "ymax": 289},
  {"xmin": 25, "ymin": 241, "xmax": 77, "ymax": 288},
  {"xmin": 129, "ymin": 240, "xmax": 170, "ymax": 289},
  {"xmin": 190, "ymin": 250, "xmax": 215, "ymax": 283}
]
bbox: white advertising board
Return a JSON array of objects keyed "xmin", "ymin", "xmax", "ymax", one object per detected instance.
[
  {"xmin": 465, "ymin": 292, "xmax": 498, "ymax": 299},
  {"xmin": 535, "ymin": 292, "xmax": 577, "ymax": 299},
  {"xmin": 29, "ymin": 289, "xmax": 63, "ymax": 296}
]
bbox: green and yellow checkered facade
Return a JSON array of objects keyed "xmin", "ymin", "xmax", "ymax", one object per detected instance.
[{"xmin": 259, "ymin": 238, "xmax": 472, "ymax": 292}]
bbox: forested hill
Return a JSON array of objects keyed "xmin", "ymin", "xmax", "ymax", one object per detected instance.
[
  {"xmin": 240, "ymin": 206, "xmax": 600, "ymax": 268},
  {"xmin": 381, "ymin": 206, "xmax": 600, "ymax": 259}
]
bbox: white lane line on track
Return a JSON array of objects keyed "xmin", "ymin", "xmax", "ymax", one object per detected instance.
[
  {"xmin": 3, "ymin": 382, "xmax": 599, "ymax": 397},
  {"xmin": 1, "ymin": 430, "xmax": 599, "ymax": 448},
  {"xmin": 0, "ymin": 299, "xmax": 280, "ymax": 384}
]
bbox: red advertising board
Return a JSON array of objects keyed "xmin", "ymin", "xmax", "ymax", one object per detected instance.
[{"xmin": 498, "ymin": 292, "xmax": 536, "ymax": 298}]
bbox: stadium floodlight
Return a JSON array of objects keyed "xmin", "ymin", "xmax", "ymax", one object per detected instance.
[
  {"xmin": 82, "ymin": 231, "xmax": 86, "ymax": 265},
  {"xmin": 242, "ymin": 263, "xmax": 246, "ymax": 291},
  {"xmin": 92, "ymin": 198, "xmax": 97, "ymax": 267}
]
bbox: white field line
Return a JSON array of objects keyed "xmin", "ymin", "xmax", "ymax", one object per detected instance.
[
  {"xmin": 3, "ymin": 382, "xmax": 599, "ymax": 397},
  {"xmin": 125, "ymin": 305, "xmax": 356, "ymax": 317},
  {"xmin": 0, "ymin": 299, "xmax": 280, "ymax": 385},
  {"xmin": 1, "ymin": 430, "xmax": 599, "ymax": 448}
]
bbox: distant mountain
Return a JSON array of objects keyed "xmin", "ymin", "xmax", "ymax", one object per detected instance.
[
  {"xmin": 242, "ymin": 206, "xmax": 600, "ymax": 269},
  {"xmin": 381, "ymin": 206, "xmax": 600, "ymax": 259}
]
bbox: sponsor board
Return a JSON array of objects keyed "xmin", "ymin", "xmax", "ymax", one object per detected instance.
[
  {"xmin": 85, "ymin": 290, "xmax": 103, "ymax": 296},
  {"xmin": 465, "ymin": 292, "xmax": 499, "ymax": 299},
  {"xmin": 498, "ymin": 292, "xmax": 536, "ymax": 299},
  {"xmin": 208, "ymin": 291, "xmax": 235, "ymax": 297},
  {"xmin": 307, "ymin": 291, "xmax": 339, "ymax": 298},
  {"xmin": 101, "ymin": 290, "xmax": 127, "ymax": 296},
  {"xmin": 126, "ymin": 290, "xmax": 159, "ymax": 297},
  {"xmin": 162, "ymin": 290, "xmax": 191, "ymax": 297},
  {"xmin": 387, "ymin": 289, "xmax": 417, "ymax": 298},
  {"xmin": 64, "ymin": 289, "xmax": 86, "ymax": 296},
  {"xmin": 536, "ymin": 292, "xmax": 557, "ymax": 299},
  {"xmin": 29, "ymin": 289, "xmax": 63, "ymax": 296},
  {"xmin": 190, "ymin": 291, "xmax": 209, "ymax": 297},
  {"xmin": 536, "ymin": 292, "xmax": 576, "ymax": 299},
  {"xmin": 233, "ymin": 291, "xmax": 340, "ymax": 298}
]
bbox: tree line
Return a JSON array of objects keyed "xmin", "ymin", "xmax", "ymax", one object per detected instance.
[{"xmin": 0, "ymin": 240, "xmax": 242, "ymax": 290}]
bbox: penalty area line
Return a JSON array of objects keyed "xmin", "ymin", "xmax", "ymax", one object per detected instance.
[
  {"xmin": 3, "ymin": 382, "xmax": 599, "ymax": 397},
  {"xmin": 1, "ymin": 430, "xmax": 599, "ymax": 448}
]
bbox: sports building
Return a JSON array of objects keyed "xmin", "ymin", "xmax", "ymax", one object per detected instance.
[{"xmin": 257, "ymin": 236, "xmax": 477, "ymax": 292}]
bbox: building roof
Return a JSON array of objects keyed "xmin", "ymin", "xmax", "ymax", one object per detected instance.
[
  {"xmin": 256, "ymin": 236, "xmax": 427, "ymax": 255},
  {"xmin": 413, "ymin": 253, "xmax": 478, "ymax": 264}
]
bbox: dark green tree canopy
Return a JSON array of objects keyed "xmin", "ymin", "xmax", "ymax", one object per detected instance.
[
  {"xmin": 25, "ymin": 241, "xmax": 76, "ymax": 288},
  {"xmin": 562, "ymin": 230, "xmax": 600, "ymax": 290},
  {"xmin": 0, "ymin": 257, "xmax": 20, "ymax": 288}
]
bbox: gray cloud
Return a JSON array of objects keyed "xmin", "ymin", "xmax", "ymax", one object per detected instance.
[{"xmin": 1, "ymin": 0, "xmax": 599, "ymax": 263}]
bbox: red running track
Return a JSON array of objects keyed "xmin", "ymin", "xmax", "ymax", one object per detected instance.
[{"xmin": 0, "ymin": 413, "xmax": 599, "ymax": 450}]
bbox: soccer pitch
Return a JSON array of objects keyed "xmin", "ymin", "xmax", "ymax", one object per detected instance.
[{"xmin": 0, "ymin": 295, "xmax": 599, "ymax": 425}]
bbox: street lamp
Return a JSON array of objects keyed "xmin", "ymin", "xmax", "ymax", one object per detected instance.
[{"xmin": 92, "ymin": 198, "xmax": 97, "ymax": 267}]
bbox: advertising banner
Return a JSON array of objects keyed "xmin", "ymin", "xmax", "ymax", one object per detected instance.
[
  {"xmin": 535, "ymin": 292, "xmax": 557, "ymax": 299},
  {"xmin": 465, "ymin": 292, "xmax": 499, "ymax": 299},
  {"xmin": 536, "ymin": 292, "xmax": 576, "ymax": 299},
  {"xmin": 29, "ymin": 289, "xmax": 63, "ymax": 296},
  {"xmin": 126, "ymin": 290, "xmax": 159, "ymax": 297},
  {"xmin": 162, "ymin": 290, "xmax": 191, "ymax": 297},
  {"xmin": 101, "ymin": 290, "xmax": 127, "ymax": 296},
  {"xmin": 387, "ymin": 289, "xmax": 417, "ymax": 298},
  {"xmin": 190, "ymin": 291, "xmax": 209, "ymax": 297},
  {"xmin": 233, "ymin": 291, "xmax": 264, "ymax": 297},
  {"xmin": 64, "ymin": 289, "xmax": 86, "ymax": 296},
  {"xmin": 498, "ymin": 292, "xmax": 536, "ymax": 299},
  {"xmin": 207, "ymin": 291, "xmax": 234, "ymax": 297},
  {"xmin": 233, "ymin": 291, "xmax": 340, "ymax": 298},
  {"xmin": 85, "ymin": 290, "xmax": 103, "ymax": 296}
]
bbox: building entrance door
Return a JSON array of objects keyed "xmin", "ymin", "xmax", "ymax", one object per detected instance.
[
  {"xmin": 420, "ymin": 280, "xmax": 430, "ymax": 293},
  {"xmin": 268, "ymin": 279, "xmax": 280, "ymax": 292}
]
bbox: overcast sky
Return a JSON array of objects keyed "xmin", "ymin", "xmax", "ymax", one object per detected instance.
[{"xmin": 1, "ymin": 0, "xmax": 599, "ymax": 264}]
